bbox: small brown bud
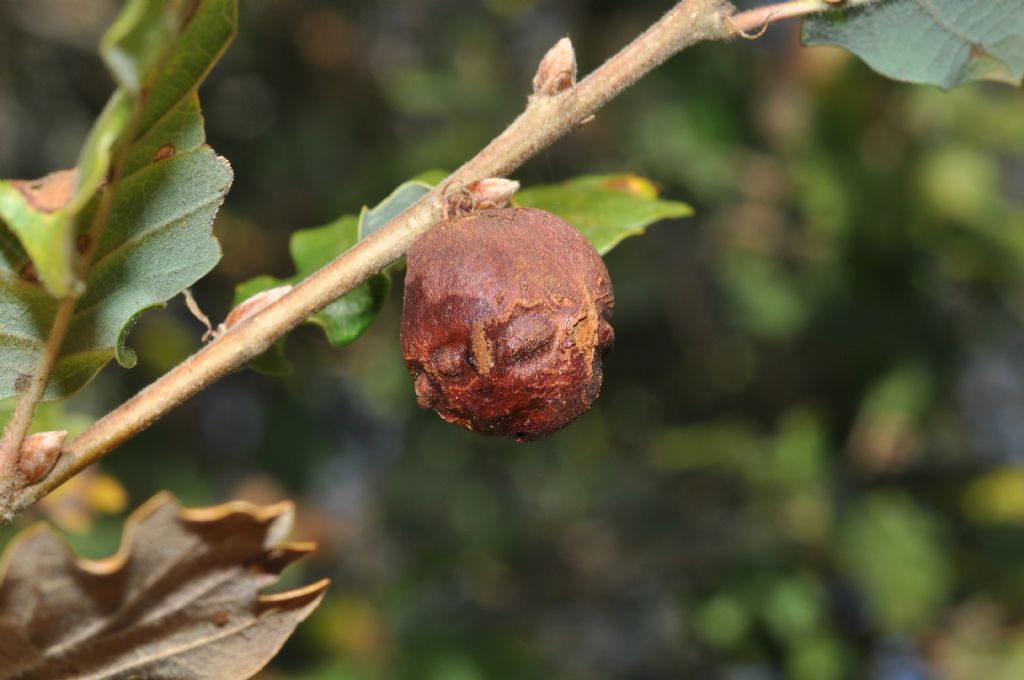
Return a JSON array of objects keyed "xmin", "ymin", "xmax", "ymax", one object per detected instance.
[
  {"xmin": 401, "ymin": 207, "xmax": 614, "ymax": 441},
  {"xmin": 532, "ymin": 37, "xmax": 577, "ymax": 96},
  {"xmin": 444, "ymin": 178, "xmax": 520, "ymax": 218},
  {"xmin": 185, "ymin": 285, "xmax": 293, "ymax": 342},
  {"xmin": 18, "ymin": 430, "xmax": 67, "ymax": 483},
  {"xmin": 466, "ymin": 178, "xmax": 519, "ymax": 209},
  {"xmin": 223, "ymin": 285, "xmax": 293, "ymax": 331}
]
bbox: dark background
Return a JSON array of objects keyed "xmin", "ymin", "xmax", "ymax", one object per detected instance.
[{"xmin": 3, "ymin": 1, "xmax": 1024, "ymax": 678}]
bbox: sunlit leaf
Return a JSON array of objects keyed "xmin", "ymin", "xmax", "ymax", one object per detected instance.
[
  {"xmin": 803, "ymin": 1, "xmax": 1024, "ymax": 89},
  {"xmin": 839, "ymin": 492, "xmax": 952, "ymax": 633},
  {"xmin": 0, "ymin": 492, "xmax": 327, "ymax": 680},
  {"xmin": 963, "ymin": 467, "xmax": 1024, "ymax": 525},
  {"xmin": 514, "ymin": 174, "xmax": 692, "ymax": 254}
]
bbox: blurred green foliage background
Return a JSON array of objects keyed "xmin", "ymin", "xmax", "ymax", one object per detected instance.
[{"xmin": 3, "ymin": 1, "xmax": 1024, "ymax": 678}]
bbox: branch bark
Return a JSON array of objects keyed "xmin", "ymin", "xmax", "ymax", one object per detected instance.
[{"xmin": 0, "ymin": 0, "xmax": 858, "ymax": 519}]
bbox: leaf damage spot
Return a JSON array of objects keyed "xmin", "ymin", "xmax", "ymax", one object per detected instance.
[
  {"xmin": 18, "ymin": 262, "xmax": 39, "ymax": 284},
  {"xmin": 221, "ymin": 285, "xmax": 293, "ymax": 336},
  {"xmin": 14, "ymin": 373, "xmax": 31, "ymax": 393},
  {"xmin": 153, "ymin": 144, "xmax": 177, "ymax": 163},
  {"xmin": 601, "ymin": 174, "xmax": 656, "ymax": 198},
  {"xmin": 12, "ymin": 168, "xmax": 78, "ymax": 213},
  {"xmin": 76, "ymin": 233, "xmax": 91, "ymax": 254}
]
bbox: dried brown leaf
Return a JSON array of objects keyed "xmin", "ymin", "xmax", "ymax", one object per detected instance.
[{"xmin": 0, "ymin": 492, "xmax": 328, "ymax": 680}]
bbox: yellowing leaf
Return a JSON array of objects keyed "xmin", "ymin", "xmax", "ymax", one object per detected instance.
[
  {"xmin": 963, "ymin": 468, "xmax": 1024, "ymax": 525},
  {"xmin": 0, "ymin": 492, "xmax": 328, "ymax": 680},
  {"xmin": 36, "ymin": 468, "xmax": 128, "ymax": 534}
]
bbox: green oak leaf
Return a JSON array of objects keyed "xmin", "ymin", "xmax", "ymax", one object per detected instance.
[
  {"xmin": 233, "ymin": 216, "xmax": 391, "ymax": 376},
  {"xmin": 358, "ymin": 180, "xmax": 434, "ymax": 241},
  {"xmin": 803, "ymin": 1, "xmax": 1024, "ymax": 90},
  {"xmin": 234, "ymin": 176, "xmax": 446, "ymax": 374},
  {"xmin": 370, "ymin": 170, "xmax": 446, "ymax": 275},
  {"xmin": 0, "ymin": 0, "xmax": 236, "ymax": 401},
  {"xmin": 513, "ymin": 174, "xmax": 693, "ymax": 254}
]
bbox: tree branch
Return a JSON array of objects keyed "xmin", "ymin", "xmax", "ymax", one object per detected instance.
[{"xmin": 0, "ymin": 0, "xmax": 857, "ymax": 519}]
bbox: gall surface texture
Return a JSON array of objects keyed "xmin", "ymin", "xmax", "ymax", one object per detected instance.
[{"xmin": 401, "ymin": 207, "xmax": 614, "ymax": 441}]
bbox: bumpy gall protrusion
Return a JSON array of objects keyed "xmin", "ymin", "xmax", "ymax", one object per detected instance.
[{"xmin": 401, "ymin": 207, "xmax": 614, "ymax": 441}]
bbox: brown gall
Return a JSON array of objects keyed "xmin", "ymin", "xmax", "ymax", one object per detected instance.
[{"xmin": 401, "ymin": 207, "xmax": 614, "ymax": 441}]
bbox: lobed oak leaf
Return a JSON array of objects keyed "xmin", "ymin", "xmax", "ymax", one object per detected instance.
[{"xmin": 0, "ymin": 491, "xmax": 328, "ymax": 680}]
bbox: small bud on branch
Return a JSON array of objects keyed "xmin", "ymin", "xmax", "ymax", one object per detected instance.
[
  {"xmin": 185, "ymin": 286, "xmax": 295, "ymax": 342},
  {"xmin": 220, "ymin": 286, "xmax": 295, "ymax": 339},
  {"xmin": 443, "ymin": 178, "xmax": 520, "ymax": 218},
  {"xmin": 533, "ymin": 37, "xmax": 577, "ymax": 96},
  {"xmin": 18, "ymin": 430, "xmax": 66, "ymax": 483}
]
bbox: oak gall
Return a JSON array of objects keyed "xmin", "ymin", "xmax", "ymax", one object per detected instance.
[{"xmin": 401, "ymin": 207, "xmax": 614, "ymax": 441}]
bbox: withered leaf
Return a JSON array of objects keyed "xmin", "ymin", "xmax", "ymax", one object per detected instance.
[{"xmin": 0, "ymin": 492, "xmax": 328, "ymax": 680}]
